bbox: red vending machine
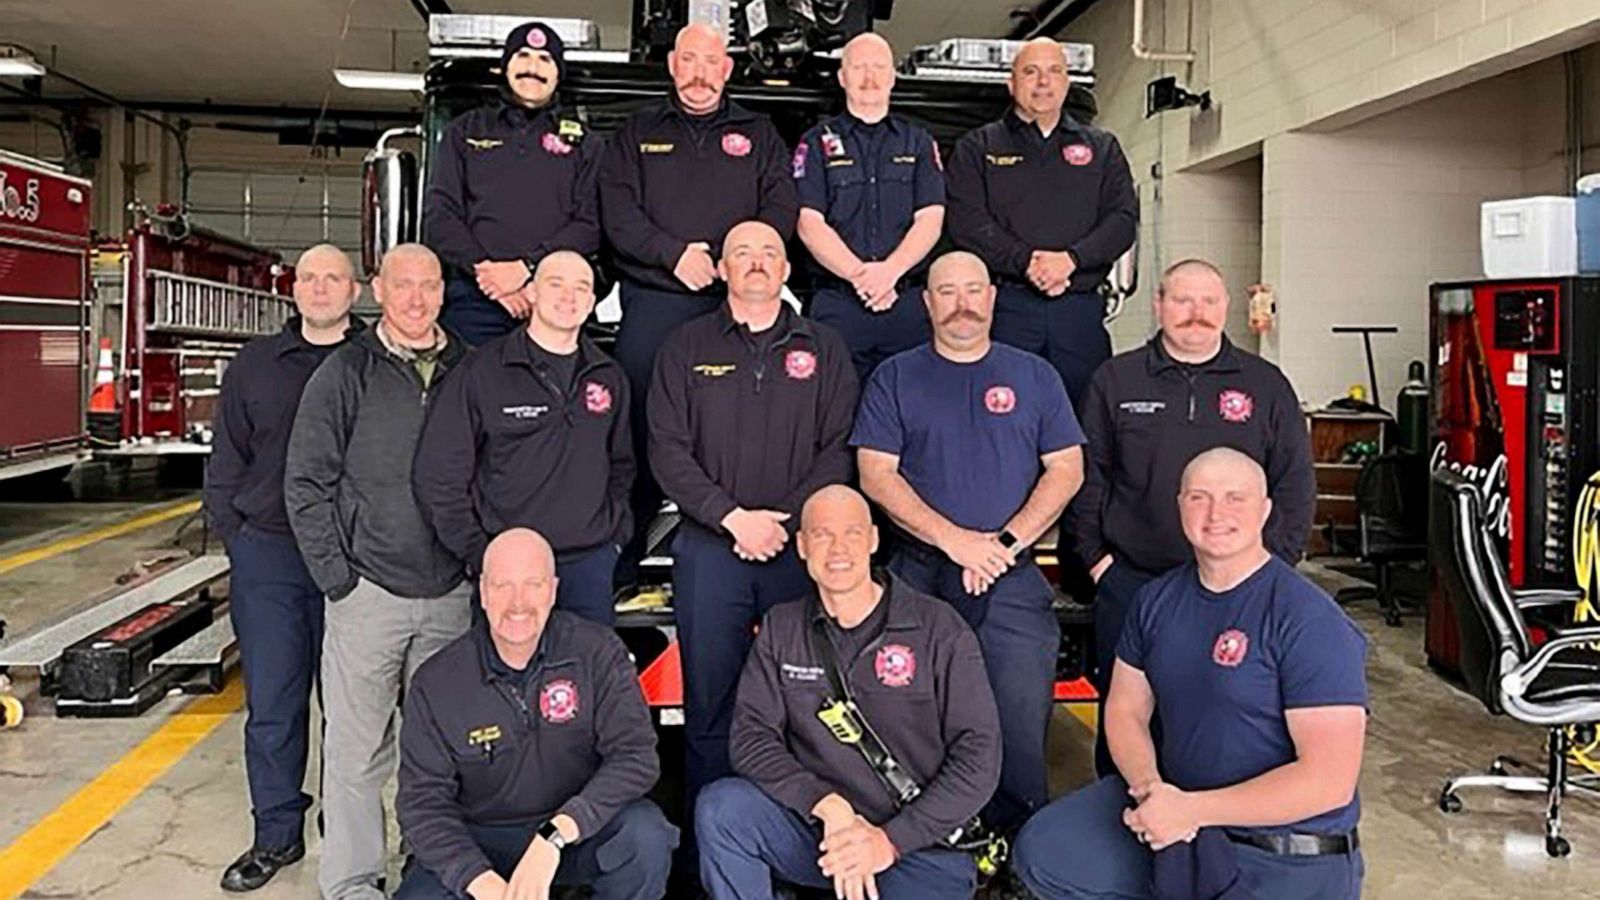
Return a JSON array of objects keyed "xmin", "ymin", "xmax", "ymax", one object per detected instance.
[{"xmin": 1427, "ymin": 277, "xmax": 1600, "ymax": 673}]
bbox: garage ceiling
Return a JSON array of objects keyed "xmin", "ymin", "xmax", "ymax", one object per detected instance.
[{"xmin": 0, "ymin": 0, "xmax": 1024, "ymax": 111}]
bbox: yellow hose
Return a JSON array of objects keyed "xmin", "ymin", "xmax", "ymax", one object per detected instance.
[{"xmin": 1565, "ymin": 474, "xmax": 1600, "ymax": 772}]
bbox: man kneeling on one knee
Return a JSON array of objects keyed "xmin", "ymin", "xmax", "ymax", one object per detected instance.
[
  {"xmin": 697, "ymin": 485, "xmax": 1001, "ymax": 900},
  {"xmin": 395, "ymin": 528, "xmax": 677, "ymax": 900},
  {"xmin": 1014, "ymin": 448, "xmax": 1369, "ymax": 900}
]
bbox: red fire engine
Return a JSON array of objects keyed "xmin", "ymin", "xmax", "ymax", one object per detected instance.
[{"xmin": 0, "ymin": 150, "xmax": 94, "ymax": 482}]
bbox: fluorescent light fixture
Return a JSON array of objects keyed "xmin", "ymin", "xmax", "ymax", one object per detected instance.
[
  {"xmin": 333, "ymin": 68, "xmax": 424, "ymax": 91},
  {"xmin": 0, "ymin": 50, "xmax": 44, "ymax": 77}
]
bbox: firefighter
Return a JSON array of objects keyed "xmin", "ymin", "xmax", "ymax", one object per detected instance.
[
  {"xmin": 853, "ymin": 250, "xmax": 1085, "ymax": 834},
  {"xmin": 794, "ymin": 32, "xmax": 944, "ymax": 382},
  {"xmin": 206, "ymin": 244, "xmax": 362, "ymax": 893},
  {"xmin": 600, "ymin": 22, "xmax": 799, "ymax": 591},
  {"xmin": 1066, "ymin": 258, "xmax": 1315, "ymax": 776},
  {"xmin": 647, "ymin": 220, "xmax": 857, "ymax": 876},
  {"xmin": 394, "ymin": 528, "xmax": 675, "ymax": 900},
  {"xmin": 697, "ymin": 485, "xmax": 1001, "ymax": 900},
  {"xmin": 414, "ymin": 251, "xmax": 633, "ymax": 626},
  {"xmin": 945, "ymin": 37, "xmax": 1137, "ymax": 405},
  {"xmin": 285, "ymin": 244, "xmax": 472, "ymax": 900},
  {"xmin": 424, "ymin": 21, "xmax": 601, "ymax": 346},
  {"xmin": 1014, "ymin": 449, "xmax": 1367, "ymax": 900}
]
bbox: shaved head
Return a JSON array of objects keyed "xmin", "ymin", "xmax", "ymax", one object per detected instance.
[
  {"xmin": 719, "ymin": 219, "xmax": 789, "ymax": 305},
  {"xmin": 928, "ymin": 251, "xmax": 989, "ymax": 287},
  {"xmin": 1179, "ymin": 447, "xmax": 1272, "ymax": 563},
  {"xmin": 1011, "ymin": 38, "xmax": 1067, "ymax": 76},
  {"xmin": 801, "ymin": 484, "xmax": 873, "ymax": 531},
  {"xmin": 842, "ymin": 32, "xmax": 892, "ymax": 66},
  {"xmin": 798, "ymin": 485, "xmax": 879, "ymax": 600},
  {"xmin": 671, "ymin": 23, "xmax": 733, "ymax": 114},
  {"xmin": 292, "ymin": 244, "xmax": 358, "ymax": 331},
  {"xmin": 1182, "ymin": 447, "xmax": 1268, "ymax": 495},
  {"xmin": 676, "ymin": 22, "xmax": 727, "ymax": 54},
  {"xmin": 379, "ymin": 242, "xmax": 441, "ymax": 278},
  {"xmin": 1158, "ymin": 258, "xmax": 1227, "ymax": 297},
  {"xmin": 534, "ymin": 249, "xmax": 592, "ymax": 281},
  {"xmin": 480, "ymin": 528, "xmax": 558, "ymax": 662},
  {"xmin": 297, "ymin": 243, "xmax": 353, "ymax": 277},
  {"xmin": 1010, "ymin": 37, "xmax": 1069, "ymax": 122},
  {"xmin": 483, "ymin": 527, "xmax": 556, "ymax": 580}
]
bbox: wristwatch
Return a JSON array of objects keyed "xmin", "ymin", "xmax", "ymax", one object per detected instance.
[
  {"xmin": 998, "ymin": 530, "xmax": 1020, "ymax": 551},
  {"xmin": 537, "ymin": 820, "xmax": 569, "ymax": 851}
]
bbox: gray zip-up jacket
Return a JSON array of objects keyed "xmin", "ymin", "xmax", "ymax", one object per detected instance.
[{"xmin": 286, "ymin": 324, "xmax": 469, "ymax": 600}]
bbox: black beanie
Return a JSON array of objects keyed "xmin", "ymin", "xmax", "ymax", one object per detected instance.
[{"xmin": 502, "ymin": 21, "xmax": 566, "ymax": 83}]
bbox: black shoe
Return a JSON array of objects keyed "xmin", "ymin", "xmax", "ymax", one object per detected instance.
[{"xmin": 220, "ymin": 843, "xmax": 305, "ymax": 892}]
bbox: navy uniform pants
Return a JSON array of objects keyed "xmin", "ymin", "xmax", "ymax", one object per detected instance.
[
  {"xmin": 673, "ymin": 523, "xmax": 812, "ymax": 860},
  {"xmin": 554, "ymin": 543, "xmax": 622, "ymax": 627},
  {"xmin": 441, "ymin": 275, "xmax": 519, "ymax": 348},
  {"xmin": 991, "ymin": 284, "xmax": 1110, "ymax": 407},
  {"xmin": 890, "ymin": 549, "xmax": 1058, "ymax": 833},
  {"xmin": 697, "ymin": 777, "xmax": 977, "ymax": 900},
  {"xmin": 809, "ymin": 283, "xmax": 930, "ymax": 384},
  {"xmin": 1091, "ymin": 560, "xmax": 1159, "ymax": 777},
  {"xmin": 613, "ymin": 282, "xmax": 725, "ymax": 589},
  {"xmin": 226, "ymin": 527, "xmax": 324, "ymax": 851},
  {"xmin": 394, "ymin": 800, "xmax": 678, "ymax": 900},
  {"xmin": 1013, "ymin": 776, "xmax": 1364, "ymax": 900}
]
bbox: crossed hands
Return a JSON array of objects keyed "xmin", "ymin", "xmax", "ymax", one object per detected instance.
[
  {"xmin": 814, "ymin": 796, "xmax": 897, "ymax": 900},
  {"xmin": 475, "ymin": 260, "xmax": 534, "ymax": 318},
  {"xmin": 675, "ymin": 242, "xmax": 719, "ymax": 291},
  {"xmin": 846, "ymin": 261, "xmax": 905, "ymax": 312},
  {"xmin": 938, "ymin": 527, "xmax": 1016, "ymax": 596},
  {"xmin": 722, "ymin": 508, "xmax": 793, "ymax": 562},
  {"xmin": 1027, "ymin": 250, "xmax": 1075, "ymax": 297},
  {"xmin": 1123, "ymin": 779, "xmax": 1202, "ymax": 852}
]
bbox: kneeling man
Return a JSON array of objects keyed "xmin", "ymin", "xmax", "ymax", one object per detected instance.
[
  {"xmin": 697, "ymin": 485, "xmax": 1001, "ymax": 900},
  {"xmin": 1014, "ymin": 448, "xmax": 1367, "ymax": 900},
  {"xmin": 396, "ymin": 528, "xmax": 676, "ymax": 900}
]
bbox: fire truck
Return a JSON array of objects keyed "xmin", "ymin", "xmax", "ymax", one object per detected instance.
[{"xmin": 0, "ymin": 150, "xmax": 94, "ymax": 483}]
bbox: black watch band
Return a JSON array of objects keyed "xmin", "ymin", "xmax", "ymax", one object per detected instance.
[
  {"xmin": 999, "ymin": 529, "xmax": 1019, "ymax": 550},
  {"xmin": 538, "ymin": 820, "xmax": 568, "ymax": 851}
]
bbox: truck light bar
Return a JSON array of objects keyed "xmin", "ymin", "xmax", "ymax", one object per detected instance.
[{"xmin": 428, "ymin": 14, "xmax": 602, "ymax": 50}]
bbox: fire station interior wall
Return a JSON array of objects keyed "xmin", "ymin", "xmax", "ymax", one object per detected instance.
[{"xmin": 1068, "ymin": 0, "xmax": 1600, "ymax": 408}]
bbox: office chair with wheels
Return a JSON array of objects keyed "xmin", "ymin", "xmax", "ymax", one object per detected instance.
[
  {"xmin": 1336, "ymin": 451, "xmax": 1428, "ymax": 626},
  {"xmin": 1431, "ymin": 469, "xmax": 1600, "ymax": 857}
]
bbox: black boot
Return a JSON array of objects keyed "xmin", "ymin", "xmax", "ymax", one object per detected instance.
[{"xmin": 220, "ymin": 842, "xmax": 305, "ymax": 892}]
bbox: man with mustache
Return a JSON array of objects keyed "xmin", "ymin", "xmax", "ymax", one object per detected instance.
[
  {"xmin": 945, "ymin": 37, "xmax": 1136, "ymax": 406},
  {"xmin": 414, "ymin": 252, "xmax": 634, "ymax": 626},
  {"xmin": 601, "ymin": 23, "xmax": 799, "ymax": 594},
  {"xmin": 425, "ymin": 21, "xmax": 600, "ymax": 346},
  {"xmin": 649, "ymin": 220, "xmax": 857, "ymax": 881},
  {"xmin": 853, "ymin": 251, "xmax": 1085, "ymax": 835},
  {"xmin": 794, "ymin": 32, "xmax": 945, "ymax": 382},
  {"xmin": 1066, "ymin": 259, "xmax": 1315, "ymax": 776}
]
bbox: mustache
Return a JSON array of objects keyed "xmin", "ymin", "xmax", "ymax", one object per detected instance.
[
  {"xmin": 514, "ymin": 72, "xmax": 550, "ymax": 84},
  {"xmin": 941, "ymin": 310, "xmax": 985, "ymax": 325},
  {"xmin": 1177, "ymin": 317, "xmax": 1216, "ymax": 329}
]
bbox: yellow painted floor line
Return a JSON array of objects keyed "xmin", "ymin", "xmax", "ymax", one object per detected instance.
[
  {"xmin": 0, "ymin": 499, "xmax": 202, "ymax": 577},
  {"xmin": 0, "ymin": 677, "xmax": 244, "ymax": 900}
]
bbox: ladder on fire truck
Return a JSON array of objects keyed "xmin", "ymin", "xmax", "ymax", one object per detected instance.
[{"xmin": 146, "ymin": 269, "xmax": 292, "ymax": 338}]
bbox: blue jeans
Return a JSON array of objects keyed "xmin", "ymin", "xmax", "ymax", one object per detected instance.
[
  {"xmin": 227, "ymin": 526, "xmax": 324, "ymax": 850},
  {"xmin": 1013, "ymin": 776, "xmax": 1364, "ymax": 900},
  {"xmin": 394, "ymin": 800, "xmax": 677, "ymax": 900},
  {"xmin": 697, "ymin": 778, "xmax": 976, "ymax": 900}
]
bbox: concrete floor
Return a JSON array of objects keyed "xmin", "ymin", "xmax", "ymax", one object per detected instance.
[{"xmin": 2, "ymin": 492, "xmax": 1600, "ymax": 898}]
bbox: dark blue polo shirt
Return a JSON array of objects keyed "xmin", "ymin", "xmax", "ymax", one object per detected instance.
[
  {"xmin": 1117, "ymin": 557, "xmax": 1368, "ymax": 836},
  {"xmin": 793, "ymin": 113, "xmax": 945, "ymax": 286},
  {"xmin": 850, "ymin": 343, "xmax": 1086, "ymax": 532}
]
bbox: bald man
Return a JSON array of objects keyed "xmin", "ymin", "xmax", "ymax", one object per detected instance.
[
  {"xmin": 854, "ymin": 250, "xmax": 1085, "ymax": 833},
  {"xmin": 1067, "ymin": 258, "xmax": 1314, "ymax": 776},
  {"xmin": 649, "ymin": 220, "xmax": 858, "ymax": 869},
  {"xmin": 396, "ymin": 529, "xmax": 674, "ymax": 900},
  {"xmin": 794, "ymin": 33, "xmax": 945, "ymax": 382},
  {"xmin": 1015, "ymin": 449, "xmax": 1367, "ymax": 900},
  {"xmin": 207, "ymin": 244, "xmax": 363, "ymax": 892},
  {"xmin": 601, "ymin": 23, "xmax": 799, "ymax": 593},
  {"xmin": 946, "ymin": 37, "xmax": 1137, "ymax": 406},
  {"xmin": 286, "ymin": 243, "xmax": 473, "ymax": 900},
  {"xmin": 699, "ymin": 485, "xmax": 1001, "ymax": 900},
  {"xmin": 415, "ymin": 251, "xmax": 634, "ymax": 626}
]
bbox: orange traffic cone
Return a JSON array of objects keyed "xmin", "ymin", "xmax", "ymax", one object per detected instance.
[{"xmin": 89, "ymin": 338, "xmax": 116, "ymax": 412}]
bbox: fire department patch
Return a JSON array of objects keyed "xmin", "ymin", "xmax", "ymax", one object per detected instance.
[
  {"xmin": 540, "ymin": 679, "xmax": 579, "ymax": 723},
  {"xmin": 584, "ymin": 381, "xmax": 612, "ymax": 415},
  {"xmin": 785, "ymin": 349, "xmax": 817, "ymax": 380},
  {"xmin": 527, "ymin": 28, "xmax": 548, "ymax": 49},
  {"xmin": 722, "ymin": 132, "xmax": 753, "ymax": 157},
  {"xmin": 541, "ymin": 132, "xmax": 573, "ymax": 156},
  {"xmin": 985, "ymin": 385, "xmax": 1016, "ymax": 415},
  {"xmin": 1218, "ymin": 390, "xmax": 1254, "ymax": 423},
  {"xmin": 1212, "ymin": 629, "xmax": 1249, "ymax": 668},
  {"xmin": 1063, "ymin": 143, "xmax": 1095, "ymax": 166},
  {"xmin": 792, "ymin": 141, "xmax": 808, "ymax": 178},
  {"xmin": 875, "ymin": 644, "xmax": 917, "ymax": 687}
]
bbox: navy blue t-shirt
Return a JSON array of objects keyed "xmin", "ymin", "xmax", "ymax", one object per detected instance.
[
  {"xmin": 1116, "ymin": 556, "xmax": 1368, "ymax": 835},
  {"xmin": 850, "ymin": 343, "xmax": 1086, "ymax": 532}
]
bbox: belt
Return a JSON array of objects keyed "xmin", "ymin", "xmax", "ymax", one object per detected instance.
[{"xmin": 1226, "ymin": 829, "xmax": 1359, "ymax": 857}]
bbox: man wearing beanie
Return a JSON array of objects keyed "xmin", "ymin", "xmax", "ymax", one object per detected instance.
[{"xmin": 424, "ymin": 21, "xmax": 602, "ymax": 346}]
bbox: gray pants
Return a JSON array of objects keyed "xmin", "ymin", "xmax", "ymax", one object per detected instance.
[{"xmin": 318, "ymin": 577, "xmax": 472, "ymax": 900}]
